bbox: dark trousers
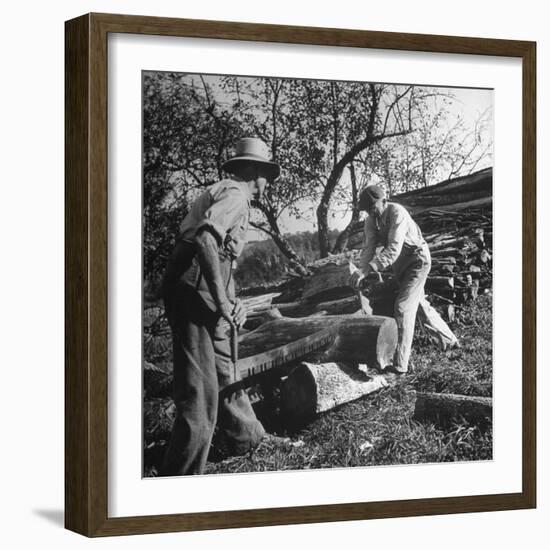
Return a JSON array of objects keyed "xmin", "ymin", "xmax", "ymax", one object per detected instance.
[{"xmin": 159, "ymin": 284, "xmax": 265, "ymax": 476}]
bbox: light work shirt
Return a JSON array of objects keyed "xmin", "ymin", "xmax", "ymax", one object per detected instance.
[
  {"xmin": 178, "ymin": 178, "xmax": 251, "ymax": 299},
  {"xmin": 360, "ymin": 202, "xmax": 426, "ymax": 273},
  {"xmin": 178, "ymin": 178, "xmax": 251, "ymax": 258}
]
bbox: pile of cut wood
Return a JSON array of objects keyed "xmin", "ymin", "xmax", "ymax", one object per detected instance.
[{"xmin": 271, "ymin": 167, "xmax": 493, "ymax": 321}]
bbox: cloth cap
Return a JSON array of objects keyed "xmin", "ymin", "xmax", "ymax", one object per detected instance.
[
  {"xmin": 359, "ymin": 185, "xmax": 387, "ymax": 210},
  {"xmin": 222, "ymin": 137, "xmax": 281, "ymax": 182}
]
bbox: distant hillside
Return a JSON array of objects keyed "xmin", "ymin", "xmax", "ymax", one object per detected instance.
[{"xmin": 234, "ymin": 230, "xmax": 339, "ymax": 288}]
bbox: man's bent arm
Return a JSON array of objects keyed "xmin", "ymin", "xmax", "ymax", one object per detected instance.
[
  {"xmin": 194, "ymin": 228, "xmax": 232, "ymax": 316},
  {"xmin": 360, "ymin": 216, "xmax": 378, "ymax": 273},
  {"xmin": 371, "ymin": 206, "xmax": 407, "ymax": 271}
]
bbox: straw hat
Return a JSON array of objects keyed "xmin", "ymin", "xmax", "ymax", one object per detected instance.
[{"xmin": 222, "ymin": 137, "xmax": 280, "ymax": 181}]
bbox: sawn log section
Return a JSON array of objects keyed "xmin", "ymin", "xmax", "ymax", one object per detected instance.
[
  {"xmin": 280, "ymin": 362, "xmax": 389, "ymax": 420},
  {"xmin": 237, "ymin": 315, "xmax": 398, "ymax": 379}
]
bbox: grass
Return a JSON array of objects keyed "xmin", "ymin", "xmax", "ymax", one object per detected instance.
[
  {"xmin": 144, "ymin": 293, "xmax": 493, "ymax": 477},
  {"xmin": 202, "ymin": 293, "xmax": 493, "ymax": 475},
  {"xmin": 410, "ymin": 293, "xmax": 493, "ymax": 397}
]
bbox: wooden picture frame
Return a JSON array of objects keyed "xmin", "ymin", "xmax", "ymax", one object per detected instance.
[{"xmin": 65, "ymin": 12, "xmax": 536, "ymax": 537}]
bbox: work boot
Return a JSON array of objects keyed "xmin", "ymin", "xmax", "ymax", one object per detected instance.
[
  {"xmin": 384, "ymin": 364, "xmax": 407, "ymax": 377},
  {"xmin": 253, "ymin": 433, "xmax": 291, "ymax": 452}
]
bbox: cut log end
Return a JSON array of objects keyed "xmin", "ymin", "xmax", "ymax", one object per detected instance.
[
  {"xmin": 280, "ymin": 362, "xmax": 389, "ymax": 423},
  {"xmin": 326, "ymin": 315, "xmax": 398, "ymax": 369}
]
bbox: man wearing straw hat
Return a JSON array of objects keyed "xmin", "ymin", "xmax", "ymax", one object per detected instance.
[
  {"xmin": 159, "ymin": 137, "xmax": 280, "ymax": 476},
  {"xmin": 349, "ymin": 185, "xmax": 432, "ymax": 375}
]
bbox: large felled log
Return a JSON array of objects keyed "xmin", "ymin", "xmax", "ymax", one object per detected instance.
[
  {"xmin": 302, "ymin": 262, "xmax": 453, "ymax": 303},
  {"xmin": 243, "ymin": 307, "xmax": 283, "ymax": 330},
  {"xmin": 396, "ymin": 167, "xmax": 492, "ymax": 203},
  {"xmin": 280, "ymin": 362, "xmax": 389, "ymax": 420},
  {"xmin": 402, "ymin": 189, "xmax": 490, "ymax": 208},
  {"xmin": 238, "ymin": 314, "xmax": 398, "ymax": 378},
  {"xmin": 413, "ymin": 392, "xmax": 492, "ymax": 429},
  {"xmin": 325, "ymin": 316, "xmax": 397, "ymax": 367},
  {"xmin": 272, "ymin": 300, "xmax": 314, "ymax": 317},
  {"xmin": 301, "ymin": 263, "xmax": 384, "ymax": 302},
  {"xmin": 237, "ymin": 318, "xmax": 339, "ymax": 379},
  {"xmin": 302, "ymin": 263, "xmax": 356, "ymax": 302},
  {"xmin": 408, "ymin": 196, "xmax": 492, "ymax": 216},
  {"xmin": 313, "ymin": 295, "xmax": 366, "ymax": 316},
  {"xmin": 241, "ymin": 292, "xmax": 282, "ymax": 314}
]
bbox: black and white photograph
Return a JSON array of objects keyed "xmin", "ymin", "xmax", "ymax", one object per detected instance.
[{"xmin": 142, "ymin": 71, "xmax": 494, "ymax": 477}]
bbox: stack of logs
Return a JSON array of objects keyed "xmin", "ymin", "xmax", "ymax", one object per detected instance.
[
  {"xmin": 260, "ymin": 203, "xmax": 493, "ymax": 325},
  {"xmin": 414, "ymin": 208, "xmax": 492, "ymax": 320},
  {"xmin": 259, "ymin": 168, "xmax": 493, "ymax": 322}
]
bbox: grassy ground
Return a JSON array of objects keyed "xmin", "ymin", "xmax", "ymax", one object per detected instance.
[
  {"xmin": 202, "ymin": 293, "xmax": 493, "ymax": 475},
  {"xmin": 143, "ymin": 293, "xmax": 493, "ymax": 476}
]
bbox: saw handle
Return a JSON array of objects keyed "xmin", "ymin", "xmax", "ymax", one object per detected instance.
[{"xmin": 231, "ymin": 324, "xmax": 239, "ymax": 382}]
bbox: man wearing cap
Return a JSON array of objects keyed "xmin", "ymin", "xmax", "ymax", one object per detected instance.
[
  {"xmin": 350, "ymin": 185, "xmax": 431, "ymax": 375},
  {"xmin": 159, "ymin": 137, "xmax": 280, "ymax": 476}
]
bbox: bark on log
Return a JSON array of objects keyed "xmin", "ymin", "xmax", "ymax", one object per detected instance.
[
  {"xmin": 402, "ymin": 189, "xmax": 489, "ymax": 208},
  {"xmin": 280, "ymin": 362, "xmax": 389, "ymax": 420},
  {"xmin": 302, "ymin": 262, "xmax": 453, "ymax": 303},
  {"xmin": 413, "ymin": 392, "xmax": 492, "ymax": 429},
  {"xmin": 274, "ymin": 300, "xmax": 315, "ymax": 317},
  {"xmin": 312, "ymin": 295, "xmax": 365, "ymax": 316},
  {"xmin": 408, "ymin": 196, "xmax": 492, "ymax": 216},
  {"xmin": 325, "ymin": 316, "xmax": 397, "ymax": 368},
  {"xmin": 395, "ymin": 168, "xmax": 492, "ymax": 201},
  {"xmin": 237, "ymin": 318, "xmax": 339, "ymax": 378},
  {"xmin": 243, "ymin": 308, "xmax": 283, "ymax": 330},
  {"xmin": 242, "ymin": 292, "xmax": 282, "ymax": 314},
  {"xmin": 428, "ymin": 237, "xmax": 471, "ymax": 252},
  {"xmin": 302, "ymin": 263, "xmax": 356, "ymax": 302}
]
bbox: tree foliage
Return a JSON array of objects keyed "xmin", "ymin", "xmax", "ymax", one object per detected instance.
[{"xmin": 143, "ymin": 72, "xmax": 492, "ymax": 295}]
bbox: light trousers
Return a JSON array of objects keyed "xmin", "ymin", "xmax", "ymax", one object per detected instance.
[{"xmin": 392, "ymin": 243, "xmax": 432, "ymax": 372}]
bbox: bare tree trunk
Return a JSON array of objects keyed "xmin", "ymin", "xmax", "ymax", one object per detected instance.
[
  {"xmin": 317, "ymin": 200, "xmax": 332, "ymax": 258},
  {"xmin": 332, "ymin": 163, "xmax": 360, "ymax": 254},
  {"xmin": 252, "ymin": 201, "xmax": 310, "ymax": 277},
  {"xmin": 271, "ymin": 232, "xmax": 310, "ymax": 276},
  {"xmin": 316, "ymin": 85, "xmax": 411, "ymax": 258}
]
